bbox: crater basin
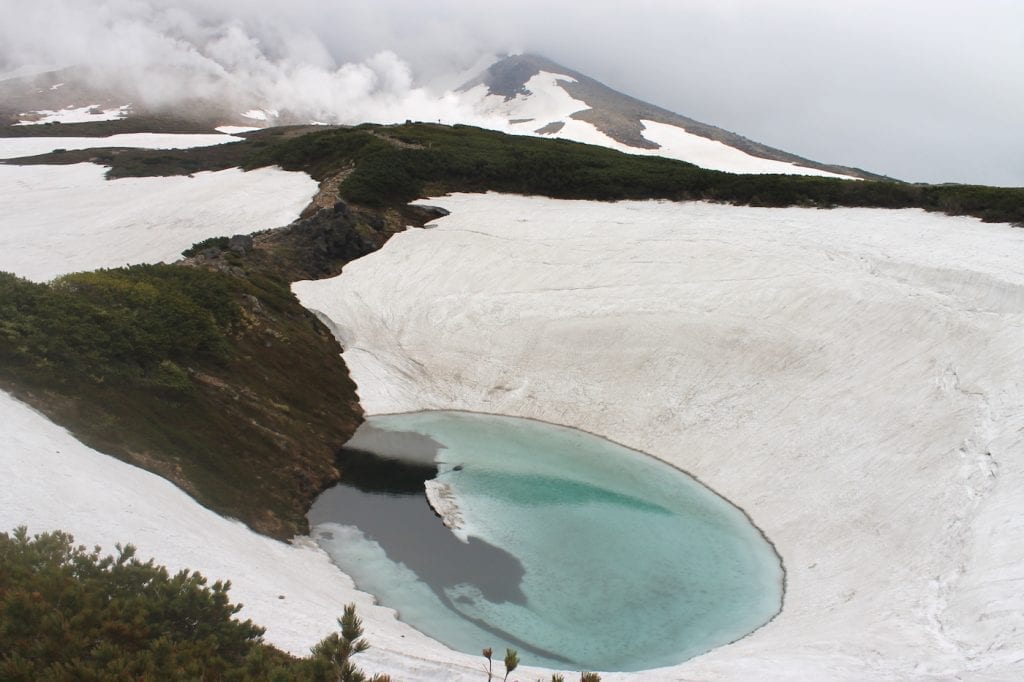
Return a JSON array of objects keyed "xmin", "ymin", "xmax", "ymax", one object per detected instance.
[{"xmin": 310, "ymin": 410, "xmax": 783, "ymax": 672}]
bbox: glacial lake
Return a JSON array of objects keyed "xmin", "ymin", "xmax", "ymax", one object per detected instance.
[{"xmin": 309, "ymin": 411, "xmax": 783, "ymax": 672}]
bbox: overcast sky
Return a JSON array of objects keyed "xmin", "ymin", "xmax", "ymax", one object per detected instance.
[{"xmin": 2, "ymin": 0, "xmax": 1022, "ymax": 185}]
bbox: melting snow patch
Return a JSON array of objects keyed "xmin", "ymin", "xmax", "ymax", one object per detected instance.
[
  {"xmin": 638, "ymin": 120, "xmax": 853, "ymax": 177},
  {"xmin": 0, "ymin": 133, "xmax": 242, "ymax": 160},
  {"xmin": 16, "ymin": 104, "xmax": 131, "ymax": 126},
  {"xmin": 215, "ymin": 125, "xmax": 261, "ymax": 135},
  {"xmin": 241, "ymin": 109, "xmax": 278, "ymax": 121},
  {"xmin": 0, "ymin": 163, "xmax": 317, "ymax": 281}
]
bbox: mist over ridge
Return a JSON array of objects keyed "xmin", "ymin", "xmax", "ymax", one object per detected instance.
[
  {"xmin": 1, "ymin": 0, "xmax": 1022, "ymax": 185},
  {"xmin": 0, "ymin": 1, "xmax": 506, "ymax": 127}
]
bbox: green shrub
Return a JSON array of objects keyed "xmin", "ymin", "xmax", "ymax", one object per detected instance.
[
  {"xmin": 249, "ymin": 122, "xmax": 1024, "ymax": 225},
  {"xmin": 0, "ymin": 265, "xmax": 239, "ymax": 392},
  {"xmin": 0, "ymin": 260, "xmax": 364, "ymax": 540},
  {"xmin": 0, "ymin": 527, "xmax": 258, "ymax": 678},
  {"xmin": 183, "ymin": 236, "xmax": 231, "ymax": 257},
  {"xmin": 0, "ymin": 527, "xmax": 386, "ymax": 681}
]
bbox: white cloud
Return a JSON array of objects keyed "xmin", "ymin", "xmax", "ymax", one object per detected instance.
[{"xmin": 1, "ymin": 0, "xmax": 1021, "ymax": 184}]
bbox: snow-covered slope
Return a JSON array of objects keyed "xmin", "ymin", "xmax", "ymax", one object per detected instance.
[
  {"xmin": 0, "ymin": 132, "xmax": 242, "ymax": 160},
  {"xmin": 0, "ymin": 163, "xmax": 316, "ymax": 281},
  {"xmin": 0, "ymin": 390, "xmax": 563, "ymax": 679},
  {"xmin": 0, "ymin": 67, "xmax": 262, "ymax": 131},
  {"xmin": 14, "ymin": 103, "xmax": 132, "ymax": 126},
  {"xmin": 465, "ymin": 71, "xmax": 851, "ymax": 178},
  {"xmin": 0, "ymin": 391, "xmax": 357, "ymax": 655},
  {"xmin": 462, "ymin": 55, "xmax": 871, "ymax": 179},
  {"xmin": 294, "ymin": 194, "xmax": 1024, "ymax": 679}
]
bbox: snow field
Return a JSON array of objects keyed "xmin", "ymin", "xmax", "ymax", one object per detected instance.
[
  {"xmin": 0, "ymin": 163, "xmax": 317, "ymax": 281},
  {"xmin": 0, "ymin": 132, "xmax": 242, "ymax": 160},
  {"xmin": 638, "ymin": 119, "xmax": 851, "ymax": 177},
  {"xmin": 294, "ymin": 194, "xmax": 1024, "ymax": 679},
  {"xmin": 215, "ymin": 125, "xmax": 261, "ymax": 135},
  {"xmin": 15, "ymin": 104, "xmax": 132, "ymax": 126}
]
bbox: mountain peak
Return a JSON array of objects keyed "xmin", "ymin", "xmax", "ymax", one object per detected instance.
[
  {"xmin": 460, "ymin": 53, "xmax": 580, "ymax": 99},
  {"xmin": 463, "ymin": 54, "xmax": 883, "ymax": 179}
]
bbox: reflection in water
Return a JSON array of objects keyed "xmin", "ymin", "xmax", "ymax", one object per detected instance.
[
  {"xmin": 330, "ymin": 446, "xmax": 437, "ymax": 496},
  {"xmin": 310, "ymin": 412, "xmax": 784, "ymax": 672},
  {"xmin": 311, "ymin": 475, "xmax": 528, "ymax": 605}
]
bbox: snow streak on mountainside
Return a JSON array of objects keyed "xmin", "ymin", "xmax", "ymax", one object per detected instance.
[
  {"xmin": 463, "ymin": 70, "xmax": 848, "ymax": 177},
  {"xmin": 15, "ymin": 103, "xmax": 131, "ymax": 126},
  {"xmin": 461, "ymin": 55, "xmax": 875, "ymax": 179}
]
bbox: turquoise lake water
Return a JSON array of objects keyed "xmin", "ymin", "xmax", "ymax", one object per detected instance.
[{"xmin": 309, "ymin": 411, "xmax": 783, "ymax": 672}]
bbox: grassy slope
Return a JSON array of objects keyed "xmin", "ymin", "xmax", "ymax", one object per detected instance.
[
  {"xmin": 246, "ymin": 122, "xmax": 1024, "ymax": 225},
  {"xmin": 0, "ymin": 263, "xmax": 362, "ymax": 540}
]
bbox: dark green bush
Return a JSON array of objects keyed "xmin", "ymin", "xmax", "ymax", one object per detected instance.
[
  {"xmin": 0, "ymin": 265, "xmax": 239, "ymax": 392},
  {"xmin": 183, "ymin": 236, "xmax": 231, "ymax": 257},
  {"xmin": 0, "ymin": 528, "xmax": 387, "ymax": 681},
  {"xmin": 249, "ymin": 122, "xmax": 1024, "ymax": 225}
]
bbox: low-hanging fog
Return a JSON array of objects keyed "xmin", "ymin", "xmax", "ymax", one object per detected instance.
[{"xmin": 1, "ymin": 0, "xmax": 1021, "ymax": 186}]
